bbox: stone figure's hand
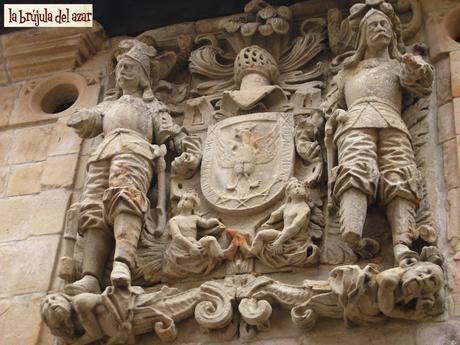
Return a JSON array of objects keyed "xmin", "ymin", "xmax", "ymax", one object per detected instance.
[
  {"xmin": 297, "ymin": 141, "xmax": 320, "ymax": 162},
  {"xmin": 210, "ymin": 218, "xmax": 226, "ymax": 230},
  {"xmin": 399, "ymin": 256, "xmax": 418, "ymax": 268},
  {"xmin": 402, "ymin": 53, "xmax": 431, "ymax": 76},
  {"xmin": 190, "ymin": 243, "xmax": 203, "ymax": 257},
  {"xmin": 67, "ymin": 109, "xmax": 87, "ymax": 129},
  {"xmin": 67, "ymin": 108, "xmax": 100, "ymax": 128},
  {"xmin": 152, "ymin": 144, "xmax": 167, "ymax": 160},
  {"xmin": 268, "ymin": 240, "xmax": 283, "ymax": 254},
  {"xmin": 260, "ymin": 222, "xmax": 272, "ymax": 230},
  {"xmin": 415, "ymin": 297, "xmax": 434, "ymax": 315},
  {"xmin": 402, "ymin": 53, "xmax": 422, "ymax": 69},
  {"xmin": 325, "ymin": 109, "xmax": 346, "ymax": 138}
]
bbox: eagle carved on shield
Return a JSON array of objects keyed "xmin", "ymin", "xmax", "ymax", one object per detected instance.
[
  {"xmin": 218, "ymin": 123, "xmax": 278, "ymax": 193},
  {"xmin": 201, "ymin": 112, "xmax": 295, "ymax": 215}
]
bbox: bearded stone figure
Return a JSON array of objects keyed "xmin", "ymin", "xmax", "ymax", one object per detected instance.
[
  {"xmin": 64, "ymin": 40, "xmax": 200, "ymax": 295},
  {"xmin": 324, "ymin": 2, "xmax": 434, "ymax": 265}
]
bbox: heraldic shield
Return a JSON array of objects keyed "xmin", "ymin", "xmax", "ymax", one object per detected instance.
[{"xmin": 201, "ymin": 112, "xmax": 295, "ymax": 215}]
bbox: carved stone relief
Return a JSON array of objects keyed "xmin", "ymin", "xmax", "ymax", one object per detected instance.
[{"xmin": 41, "ymin": 0, "xmax": 446, "ymax": 344}]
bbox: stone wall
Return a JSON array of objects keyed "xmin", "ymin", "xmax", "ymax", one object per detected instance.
[{"xmin": 0, "ymin": 1, "xmax": 460, "ymax": 344}]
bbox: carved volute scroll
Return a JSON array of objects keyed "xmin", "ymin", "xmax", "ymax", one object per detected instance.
[{"xmin": 42, "ymin": 0, "xmax": 446, "ymax": 344}]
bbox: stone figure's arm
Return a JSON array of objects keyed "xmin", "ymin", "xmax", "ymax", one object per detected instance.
[
  {"xmin": 169, "ymin": 218, "xmax": 199, "ymax": 249},
  {"xmin": 71, "ymin": 293, "xmax": 106, "ymax": 345},
  {"xmin": 196, "ymin": 217, "xmax": 225, "ymax": 230},
  {"xmin": 153, "ymin": 106, "xmax": 186, "ymax": 150},
  {"xmin": 274, "ymin": 208, "xmax": 310, "ymax": 245},
  {"xmin": 321, "ymin": 71, "xmax": 347, "ymax": 119},
  {"xmin": 67, "ymin": 103, "xmax": 105, "ymax": 138},
  {"xmin": 400, "ymin": 53, "xmax": 434, "ymax": 98},
  {"xmin": 262, "ymin": 205, "xmax": 285, "ymax": 228}
]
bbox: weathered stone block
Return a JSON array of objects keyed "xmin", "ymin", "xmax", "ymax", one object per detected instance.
[
  {"xmin": 47, "ymin": 117, "xmax": 82, "ymax": 156},
  {"xmin": 421, "ymin": 0, "xmax": 460, "ymax": 13},
  {"xmin": 0, "ymin": 98, "xmax": 13, "ymax": 128},
  {"xmin": 297, "ymin": 322, "xmax": 417, "ymax": 345},
  {"xmin": 0, "ymin": 234, "xmax": 59, "ymax": 295},
  {"xmin": 0, "ymin": 83, "xmax": 18, "ymax": 99},
  {"xmin": 0, "ymin": 167, "xmax": 8, "ymax": 197},
  {"xmin": 0, "ymin": 294, "xmax": 45, "ymax": 345},
  {"xmin": 74, "ymin": 154, "xmax": 88, "ymax": 190},
  {"xmin": 453, "ymin": 97, "xmax": 460, "ymax": 135},
  {"xmin": 41, "ymin": 154, "xmax": 78, "ymax": 189},
  {"xmin": 436, "ymin": 57, "xmax": 453, "ymax": 107},
  {"xmin": 8, "ymin": 125, "xmax": 52, "ymax": 164},
  {"xmin": 451, "ymin": 51, "xmax": 460, "ymax": 98},
  {"xmin": 0, "ymin": 84, "xmax": 19, "ymax": 128},
  {"xmin": 425, "ymin": 7, "xmax": 460, "ymax": 62},
  {"xmin": 447, "ymin": 187, "xmax": 460, "ymax": 245},
  {"xmin": 0, "ymin": 130, "xmax": 13, "ymax": 165},
  {"xmin": 0, "ymin": 189, "xmax": 70, "ymax": 242},
  {"xmin": 6, "ymin": 162, "xmax": 43, "ymax": 196},
  {"xmin": 438, "ymin": 101, "xmax": 455, "ymax": 143},
  {"xmin": 2, "ymin": 23, "xmax": 106, "ymax": 81},
  {"xmin": 416, "ymin": 321, "xmax": 460, "ymax": 345},
  {"xmin": 442, "ymin": 138, "xmax": 460, "ymax": 189},
  {"xmin": 0, "ymin": 67, "xmax": 9, "ymax": 85}
]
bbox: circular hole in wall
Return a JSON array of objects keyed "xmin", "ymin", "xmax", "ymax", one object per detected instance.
[
  {"xmin": 445, "ymin": 7, "xmax": 460, "ymax": 44},
  {"xmin": 40, "ymin": 83, "xmax": 79, "ymax": 114}
]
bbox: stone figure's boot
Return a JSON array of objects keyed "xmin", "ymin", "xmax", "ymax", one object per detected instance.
[
  {"xmin": 340, "ymin": 188, "xmax": 380, "ymax": 259},
  {"xmin": 64, "ymin": 228, "xmax": 112, "ymax": 295},
  {"xmin": 111, "ymin": 261, "xmax": 131, "ymax": 288},
  {"xmin": 112, "ymin": 212, "xmax": 143, "ymax": 287},
  {"xmin": 386, "ymin": 197, "xmax": 418, "ymax": 266}
]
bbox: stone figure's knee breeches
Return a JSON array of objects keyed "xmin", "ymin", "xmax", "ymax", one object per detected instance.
[
  {"xmin": 377, "ymin": 129, "xmax": 420, "ymax": 205},
  {"xmin": 79, "ymin": 153, "xmax": 154, "ymax": 234},
  {"xmin": 334, "ymin": 129, "xmax": 379, "ymax": 202},
  {"xmin": 334, "ymin": 128, "xmax": 419, "ymax": 204}
]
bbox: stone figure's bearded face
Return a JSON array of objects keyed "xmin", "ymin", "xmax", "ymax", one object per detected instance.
[
  {"xmin": 400, "ymin": 262, "xmax": 443, "ymax": 298},
  {"xmin": 364, "ymin": 12, "xmax": 392, "ymax": 51},
  {"xmin": 116, "ymin": 56, "xmax": 143, "ymax": 91}
]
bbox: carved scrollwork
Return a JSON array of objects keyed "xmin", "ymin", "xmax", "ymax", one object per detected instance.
[
  {"xmin": 195, "ymin": 281, "xmax": 234, "ymax": 330},
  {"xmin": 238, "ymin": 298, "xmax": 272, "ymax": 330}
]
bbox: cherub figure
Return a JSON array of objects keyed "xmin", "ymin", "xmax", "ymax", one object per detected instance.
[
  {"xmin": 250, "ymin": 177, "xmax": 321, "ymax": 268},
  {"xmin": 163, "ymin": 191, "xmax": 233, "ymax": 278}
]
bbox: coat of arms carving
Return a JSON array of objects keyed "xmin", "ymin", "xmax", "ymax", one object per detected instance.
[{"xmin": 201, "ymin": 112, "xmax": 294, "ymax": 214}]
